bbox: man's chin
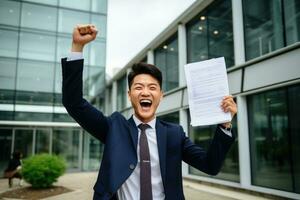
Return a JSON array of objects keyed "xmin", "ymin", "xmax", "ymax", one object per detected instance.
[{"xmin": 136, "ymin": 112, "xmax": 154, "ymax": 122}]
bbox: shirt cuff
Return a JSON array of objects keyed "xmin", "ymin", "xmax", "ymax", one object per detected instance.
[
  {"xmin": 67, "ymin": 52, "xmax": 83, "ymax": 61},
  {"xmin": 219, "ymin": 127, "xmax": 232, "ymax": 137}
]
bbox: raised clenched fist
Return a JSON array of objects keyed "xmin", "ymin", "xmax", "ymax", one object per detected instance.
[{"xmin": 72, "ymin": 24, "xmax": 98, "ymax": 52}]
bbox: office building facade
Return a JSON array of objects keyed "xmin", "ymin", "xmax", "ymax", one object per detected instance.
[
  {"xmin": 0, "ymin": 0, "xmax": 107, "ymax": 172},
  {"xmin": 106, "ymin": 0, "xmax": 300, "ymax": 198}
]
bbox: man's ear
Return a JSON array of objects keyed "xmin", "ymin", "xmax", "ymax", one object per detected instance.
[
  {"xmin": 160, "ymin": 90, "xmax": 164, "ymax": 101},
  {"xmin": 127, "ymin": 90, "xmax": 131, "ymax": 102}
]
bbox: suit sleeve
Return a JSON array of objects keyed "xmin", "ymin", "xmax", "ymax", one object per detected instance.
[
  {"xmin": 182, "ymin": 126, "xmax": 235, "ymax": 175},
  {"xmin": 61, "ymin": 58, "xmax": 109, "ymax": 143}
]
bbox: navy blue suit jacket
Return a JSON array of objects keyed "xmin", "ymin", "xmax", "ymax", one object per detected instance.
[{"xmin": 61, "ymin": 58, "xmax": 235, "ymax": 200}]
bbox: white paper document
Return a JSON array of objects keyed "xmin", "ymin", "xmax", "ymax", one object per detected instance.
[{"xmin": 184, "ymin": 57, "xmax": 231, "ymax": 126}]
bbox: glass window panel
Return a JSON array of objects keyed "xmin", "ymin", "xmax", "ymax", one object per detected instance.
[
  {"xmin": 25, "ymin": 0, "xmax": 58, "ymax": 6},
  {"xmin": 35, "ymin": 129, "xmax": 50, "ymax": 154},
  {"xmin": 0, "ymin": 0, "xmax": 20, "ymax": 26},
  {"xmin": 21, "ymin": 3, "xmax": 57, "ymax": 31},
  {"xmin": 14, "ymin": 129, "xmax": 33, "ymax": 159},
  {"xmin": 82, "ymin": 133, "xmax": 103, "ymax": 171},
  {"xmin": 15, "ymin": 91, "xmax": 53, "ymax": 106},
  {"xmin": 0, "ymin": 58, "xmax": 16, "ymax": 104},
  {"xmin": 92, "ymin": 0, "xmax": 107, "ymax": 14},
  {"xmin": 56, "ymin": 36, "xmax": 89, "ymax": 64},
  {"xmin": 243, "ymin": 0, "xmax": 284, "ymax": 60},
  {"xmin": 0, "ymin": 111, "xmax": 14, "ymax": 120},
  {"xmin": 59, "ymin": 0, "xmax": 90, "ymax": 11},
  {"xmin": 17, "ymin": 60, "xmax": 54, "ymax": 93},
  {"xmin": 117, "ymin": 75, "xmax": 127, "ymax": 110},
  {"xmin": 186, "ymin": 0, "xmax": 234, "ymax": 67},
  {"xmin": 0, "ymin": 29, "xmax": 18, "ymax": 57},
  {"xmin": 158, "ymin": 111, "xmax": 179, "ymax": 124},
  {"xmin": 288, "ymin": 85, "xmax": 300, "ymax": 193},
  {"xmin": 53, "ymin": 113, "xmax": 74, "ymax": 122},
  {"xmin": 91, "ymin": 14, "xmax": 107, "ymax": 38},
  {"xmin": 88, "ymin": 66, "xmax": 105, "ymax": 97},
  {"xmin": 16, "ymin": 60, "xmax": 54, "ymax": 105},
  {"xmin": 188, "ymin": 109, "xmax": 239, "ymax": 182},
  {"xmin": 0, "ymin": 58, "xmax": 16, "ymax": 90},
  {"xmin": 154, "ymin": 34, "xmax": 178, "ymax": 92},
  {"xmin": 90, "ymin": 41, "xmax": 106, "ymax": 66},
  {"xmin": 248, "ymin": 89, "xmax": 293, "ymax": 191},
  {"xmin": 14, "ymin": 112, "xmax": 53, "ymax": 121},
  {"xmin": 19, "ymin": 32, "xmax": 56, "ymax": 61},
  {"xmin": 0, "ymin": 128, "xmax": 12, "ymax": 173},
  {"xmin": 54, "ymin": 64, "xmax": 62, "ymax": 94},
  {"xmin": 58, "ymin": 9, "xmax": 90, "ymax": 34},
  {"xmin": 52, "ymin": 128, "xmax": 80, "ymax": 169},
  {"xmin": 284, "ymin": 0, "xmax": 300, "ymax": 45}
]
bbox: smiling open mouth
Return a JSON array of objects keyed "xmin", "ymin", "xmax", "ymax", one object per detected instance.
[{"xmin": 140, "ymin": 99, "xmax": 152, "ymax": 108}]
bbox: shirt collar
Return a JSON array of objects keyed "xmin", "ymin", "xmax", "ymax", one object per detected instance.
[{"xmin": 132, "ymin": 115, "xmax": 156, "ymax": 130}]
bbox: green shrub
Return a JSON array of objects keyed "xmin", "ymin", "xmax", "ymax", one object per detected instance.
[{"xmin": 22, "ymin": 154, "xmax": 66, "ymax": 188}]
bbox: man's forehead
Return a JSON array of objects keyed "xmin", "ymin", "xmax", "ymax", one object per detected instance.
[{"xmin": 133, "ymin": 74, "xmax": 159, "ymax": 85}]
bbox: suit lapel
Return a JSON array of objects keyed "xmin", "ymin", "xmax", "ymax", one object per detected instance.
[
  {"xmin": 156, "ymin": 119, "xmax": 167, "ymax": 186},
  {"xmin": 127, "ymin": 116, "xmax": 138, "ymax": 152}
]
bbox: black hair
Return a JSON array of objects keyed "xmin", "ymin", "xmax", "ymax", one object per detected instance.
[
  {"xmin": 12, "ymin": 151, "xmax": 22, "ymax": 159},
  {"xmin": 127, "ymin": 62, "xmax": 162, "ymax": 89}
]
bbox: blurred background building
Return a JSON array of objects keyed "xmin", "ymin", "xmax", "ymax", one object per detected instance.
[
  {"xmin": 105, "ymin": 0, "xmax": 300, "ymax": 199},
  {"xmin": 0, "ymin": 0, "xmax": 107, "ymax": 172}
]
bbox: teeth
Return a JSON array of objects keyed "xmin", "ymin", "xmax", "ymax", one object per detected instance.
[{"xmin": 140, "ymin": 99, "xmax": 152, "ymax": 103}]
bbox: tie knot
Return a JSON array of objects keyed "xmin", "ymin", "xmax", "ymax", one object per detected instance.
[{"xmin": 138, "ymin": 123, "xmax": 151, "ymax": 132}]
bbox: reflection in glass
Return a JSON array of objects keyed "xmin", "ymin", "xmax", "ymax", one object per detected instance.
[
  {"xmin": 0, "ymin": 29, "xmax": 18, "ymax": 57},
  {"xmin": 158, "ymin": 111, "xmax": 179, "ymax": 124},
  {"xmin": 0, "ymin": 0, "xmax": 20, "ymax": 26},
  {"xmin": 284, "ymin": 0, "xmax": 300, "ymax": 45},
  {"xmin": 56, "ymin": 36, "xmax": 89, "ymax": 64},
  {"xmin": 19, "ymin": 32, "xmax": 56, "ymax": 61},
  {"xmin": 88, "ymin": 66, "xmax": 105, "ymax": 97},
  {"xmin": 92, "ymin": 0, "xmax": 107, "ymax": 14},
  {"xmin": 16, "ymin": 60, "xmax": 54, "ymax": 105},
  {"xmin": 82, "ymin": 133, "xmax": 103, "ymax": 171},
  {"xmin": 0, "ymin": 129, "xmax": 12, "ymax": 173},
  {"xmin": 154, "ymin": 33, "xmax": 178, "ymax": 92},
  {"xmin": 0, "ymin": 58, "xmax": 16, "ymax": 104},
  {"xmin": 14, "ymin": 129, "xmax": 33, "ymax": 159},
  {"xmin": 117, "ymin": 75, "xmax": 127, "ymax": 111},
  {"xmin": 25, "ymin": 0, "xmax": 57, "ymax": 6},
  {"xmin": 90, "ymin": 41, "xmax": 106, "ymax": 66},
  {"xmin": 58, "ymin": 9, "xmax": 89, "ymax": 34},
  {"xmin": 52, "ymin": 129, "xmax": 80, "ymax": 169},
  {"xmin": 0, "ymin": 111, "xmax": 14, "ymax": 120},
  {"xmin": 53, "ymin": 113, "xmax": 74, "ymax": 122},
  {"xmin": 14, "ymin": 112, "xmax": 52, "ymax": 121},
  {"xmin": 35, "ymin": 129, "xmax": 50, "ymax": 154},
  {"xmin": 188, "ymin": 110, "xmax": 239, "ymax": 182},
  {"xmin": 59, "ymin": 0, "xmax": 90, "ymax": 11},
  {"xmin": 288, "ymin": 85, "xmax": 300, "ymax": 193},
  {"xmin": 243, "ymin": 0, "xmax": 284, "ymax": 60},
  {"xmin": 186, "ymin": 0, "xmax": 234, "ymax": 67},
  {"xmin": 21, "ymin": 3, "xmax": 57, "ymax": 31},
  {"xmin": 248, "ymin": 85, "xmax": 300, "ymax": 193}
]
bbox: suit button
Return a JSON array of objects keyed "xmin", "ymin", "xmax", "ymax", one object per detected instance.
[{"xmin": 129, "ymin": 164, "xmax": 135, "ymax": 170}]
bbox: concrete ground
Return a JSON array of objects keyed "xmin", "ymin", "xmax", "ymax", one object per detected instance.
[{"xmin": 0, "ymin": 172, "xmax": 289, "ymax": 200}]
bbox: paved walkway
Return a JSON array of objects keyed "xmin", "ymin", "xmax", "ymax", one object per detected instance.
[{"xmin": 0, "ymin": 172, "xmax": 288, "ymax": 200}]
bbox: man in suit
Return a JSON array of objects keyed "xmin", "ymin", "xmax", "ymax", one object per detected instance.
[{"xmin": 62, "ymin": 24, "xmax": 237, "ymax": 200}]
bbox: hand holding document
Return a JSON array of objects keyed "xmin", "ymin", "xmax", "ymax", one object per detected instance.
[{"xmin": 184, "ymin": 57, "xmax": 231, "ymax": 126}]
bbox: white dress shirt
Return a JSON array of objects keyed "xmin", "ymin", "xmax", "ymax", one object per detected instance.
[{"xmin": 117, "ymin": 115, "xmax": 165, "ymax": 200}]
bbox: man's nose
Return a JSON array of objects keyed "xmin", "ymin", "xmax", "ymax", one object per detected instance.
[{"xmin": 141, "ymin": 88, "xmax": 150, "ymax": 96}]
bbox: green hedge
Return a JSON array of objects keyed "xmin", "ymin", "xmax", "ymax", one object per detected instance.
[{"xmin": 22, "ymin": 154, "xmax": 66, "ymax": 188}]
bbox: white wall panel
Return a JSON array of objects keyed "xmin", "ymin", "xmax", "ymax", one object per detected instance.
[{"xmin": 244, "ymin": 48, "xmax": 300, "ymax": 91}]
